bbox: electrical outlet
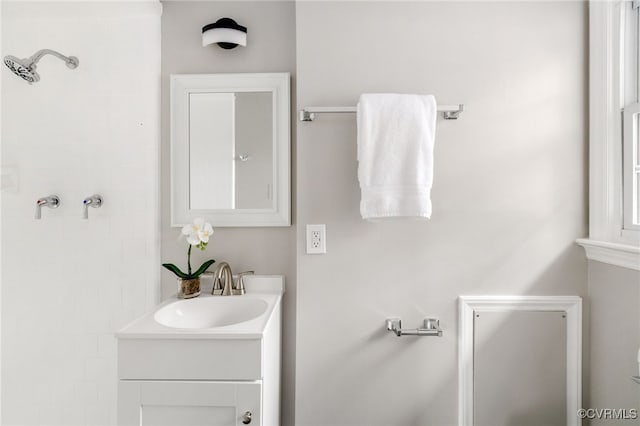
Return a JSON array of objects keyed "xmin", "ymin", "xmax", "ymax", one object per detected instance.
[{"xmin": 306, "ymin": 224, "xmax": 326, "ymax": 254}]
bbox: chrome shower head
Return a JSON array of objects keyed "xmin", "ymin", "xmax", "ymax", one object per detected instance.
[
  {"xmin": 4, "ymin": 55, "xmax": 38, "ymax": 83},
  {"xmin": 3, "ymin": 49, "xmax": 78, "ymax": 84}
]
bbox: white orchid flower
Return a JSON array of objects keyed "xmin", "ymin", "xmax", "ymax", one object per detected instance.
[
  {"xmin": 164, "ymin": 217, "xmax": 216, "ymax": 284},
  {"xmin": 198, "ymin": 222, "xmax": 214, "ymax": 243},
  {"xmin": 186, "ymin": 232, "xmax": 201, "ymax": 246},
  {"xmin": 181, "ymin": 224, "xmax": 199, "ymax": 245},
  {"xmin": 181, "ymin": 223, "xmax": 195, "ymax": 236},
  {"xmin": 181, "ymin": 217, "xmax": 213, "ymax": 246}
]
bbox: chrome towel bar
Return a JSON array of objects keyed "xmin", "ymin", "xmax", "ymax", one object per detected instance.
[
  {"xmin": 386, "ymin": 317, "xmax": 443, "ymax": 337},
  {"xmin": 299, "ymin": 104, "xmax": 463, "ymax": 122}
]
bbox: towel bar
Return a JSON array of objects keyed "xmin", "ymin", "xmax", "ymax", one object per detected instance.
[{"xmin": 299, "ymin": 104, "xmax": 463, "ymax": 122}]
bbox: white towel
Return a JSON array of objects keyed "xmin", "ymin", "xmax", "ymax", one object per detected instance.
[{"xmin": 357, "ymin": 93, "xmax": 437, "ymax": 220}]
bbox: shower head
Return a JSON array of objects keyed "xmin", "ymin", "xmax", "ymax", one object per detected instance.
[
  {"xmin": 4, "ymin": 55, "xmax": 38, "ymax": 83},
  {"xmin": 3, "ymin": 49, "xmax": 78, "ymax": 83}
]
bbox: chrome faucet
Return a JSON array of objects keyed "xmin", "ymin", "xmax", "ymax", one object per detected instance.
[
  {"xmin": 82, "ymin": 194, "xmax": 102, "ymax": 219},
  {"xmin": 211, "ymin": 262, "xmax": 253, "ymax": 296},
  {"xmin": 212, "ymin": 262, "xmax": 234, "ymax": 296},
  {"xmin": 35, "ymin": 195, "xmax": 60, "ymax": 219}
]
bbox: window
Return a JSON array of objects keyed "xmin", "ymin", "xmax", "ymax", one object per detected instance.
[
  {"xmin": 621, "ymin": 1, "xmax": 640, "ymax": 231},
  {"xmin": 577, "ymin": 1, "xmax": 640, "ymax": 270}
]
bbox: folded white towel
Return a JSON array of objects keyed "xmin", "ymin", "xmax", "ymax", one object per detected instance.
[{"xmin": 357, "ymin": 93, "xmax": 437, "ymax": 219}]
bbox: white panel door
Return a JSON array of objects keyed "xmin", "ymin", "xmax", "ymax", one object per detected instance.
[{"xmin": 118, "ymin": 381, "xmax": 261, "ymax": 426}]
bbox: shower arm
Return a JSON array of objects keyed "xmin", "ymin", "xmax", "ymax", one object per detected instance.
[{"xmin": 29, "ymin": 49, "xmax": 78, "ymax": 67}]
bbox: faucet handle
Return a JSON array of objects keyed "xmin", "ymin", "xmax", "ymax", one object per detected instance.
[
  {"xmin": 35, "ymin": 195, "xmax": 60, "ymax": 219},
  {"xmin": 234, "ymin": 271, "xmax": 254, "ymax": 295},
  {"xmin": 82, "ymin": 194, "xmax": 102, "ymax": 219}
]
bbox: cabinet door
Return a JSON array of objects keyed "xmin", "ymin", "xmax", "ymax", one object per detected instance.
[{"xmin": 118, "ymin": 381, "xmax": 261, "ymax": 426}]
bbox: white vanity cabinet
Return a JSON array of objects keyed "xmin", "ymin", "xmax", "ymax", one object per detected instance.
[
  {"xmin": 116, "ymin": 276, "xmax": 283, "ymax": 426},
  {"xmin": 119, "ymin": 381, "xmax": 261, "ymax": 426}
]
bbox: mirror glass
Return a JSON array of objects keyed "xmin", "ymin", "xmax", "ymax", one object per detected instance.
[
  {"xmin": 189, "ymin": 92, "xmax": 273, "ymax": 210},
  {"xmin": 171, "ymin": 73, "xmax": 290, "ymax": 227}
]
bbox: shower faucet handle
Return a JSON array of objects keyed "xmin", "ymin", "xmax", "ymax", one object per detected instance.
[
  {"xmin": 35, "ymin": 195, "xmax": 60, "ymax": 219},
  {"xmin": 82, "ymin": 194, "xmax": 102, "ymax": 219}
]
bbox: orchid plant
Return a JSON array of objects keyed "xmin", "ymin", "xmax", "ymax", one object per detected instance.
[{"xmin": 162, "ymin": 217, "xmax": 216, "ymax": 280}]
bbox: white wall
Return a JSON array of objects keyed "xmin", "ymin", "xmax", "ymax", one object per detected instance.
[
  {"xmin": 588, "ymin": 261, "xmax": 640, "ymax": 425},
  {"xmin": 1, "ymin": 2, "xmax": 161, "ymax": 424},
  {"xmin": 295, "ymin": 2, "xmax": 588, "ymax": 425},
  {"xmin": 0, "ymin": 1, "xmax": 4, "ymax": 420}
]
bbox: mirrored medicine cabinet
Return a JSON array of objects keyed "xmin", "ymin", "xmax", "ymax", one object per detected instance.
[{"xmin": 170, "ymin": 73, "xmax": 290, "ymax": 227}]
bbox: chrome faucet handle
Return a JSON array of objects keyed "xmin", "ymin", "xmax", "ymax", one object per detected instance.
[
  {"xmin": 211, "ymin": 262, "xmax": 235, "ymax": 296},
  {"xmin": 35, "ymin": 195, "xmax": 60, "ymax": 219},
  {"xmin": 234, "ymin": 271, "xmax": 254, "ymax": 295},
  {"xmin": 82, "ymin": 194, "xmax": 102, "ymax": 219}
]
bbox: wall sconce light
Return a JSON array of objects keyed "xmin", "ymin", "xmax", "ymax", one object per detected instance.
[{"xmin": 202, "ymin": 18, "xmax": 247, "ymax": 50}]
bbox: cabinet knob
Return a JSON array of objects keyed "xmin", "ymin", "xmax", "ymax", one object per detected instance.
[{"xmin": 242, "ymin": 411, "xmax": 252, "ymax": 424}]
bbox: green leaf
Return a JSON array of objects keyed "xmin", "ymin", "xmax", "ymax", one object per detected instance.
[
  {"xmin": 188, "ymin": 259, "xmax": 216, "ymax": 278},
  {"xmin": 162, "ymin": 263, "xmax": 188, "ymax": 279}
]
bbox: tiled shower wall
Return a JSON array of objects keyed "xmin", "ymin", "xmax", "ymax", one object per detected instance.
[{"xmin": 1, "ymin": 2, "xmax": 161, "ymax": 424}]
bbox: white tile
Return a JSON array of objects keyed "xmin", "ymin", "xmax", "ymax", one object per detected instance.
[{"xmin": 2, "ymin": 3, "xmax": 160, "ymax": 423}]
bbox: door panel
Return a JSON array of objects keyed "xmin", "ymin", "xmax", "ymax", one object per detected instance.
[
  {"xmin": 118, "ymin": 381, "xmax": 261, "ymax": 426},
  {"xmin": 142, "ymin": 405, "xmax": 235, "ymax": 426},
  {"xmin": 474, "ymin": 310, "xmax": 566, "ymax": 426}
]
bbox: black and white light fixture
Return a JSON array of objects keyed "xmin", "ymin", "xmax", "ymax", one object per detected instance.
[{"xmin": 202, "ymin": 18, "xmax": 247, "ymax": 50}]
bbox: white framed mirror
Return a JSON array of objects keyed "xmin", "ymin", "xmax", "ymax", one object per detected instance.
[{"xmin": 170, "ymin": 73, "xmax": 290, "ymax": 227}]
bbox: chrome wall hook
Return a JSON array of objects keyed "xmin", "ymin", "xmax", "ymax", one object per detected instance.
[{"xmin": 386, "ymin": 317, "xmax": 443, "ymax": 337}]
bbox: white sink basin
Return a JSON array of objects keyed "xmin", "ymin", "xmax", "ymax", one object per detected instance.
[
  {"xmin": 116, "ymin": 275, "xmax": 283, "ymax": 339},
  {"xmin": 154, "ymin": 297, "xmax": 268, "ymax": 329}
]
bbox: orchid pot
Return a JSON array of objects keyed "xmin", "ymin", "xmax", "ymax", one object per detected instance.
[{"xmin": 178, "ymin": 277, "xmax": 201, "ymax": 299}]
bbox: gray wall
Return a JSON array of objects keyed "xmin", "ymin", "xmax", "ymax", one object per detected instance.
[
  {"xmin": 295, "ymin": 2, "xmax": 588, "ymax": 425},
  {"xmin": 160, "ymin": 3, "xmax": 296, "ymax": 425},
  {"xmin": 588, "ymin": 261, "xmax": 640, "ymax": 425}
]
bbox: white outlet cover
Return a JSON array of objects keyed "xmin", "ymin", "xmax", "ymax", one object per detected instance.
[{"xmin": 306, "ymin": 224, "xmax": 326, "ymax": 254}]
